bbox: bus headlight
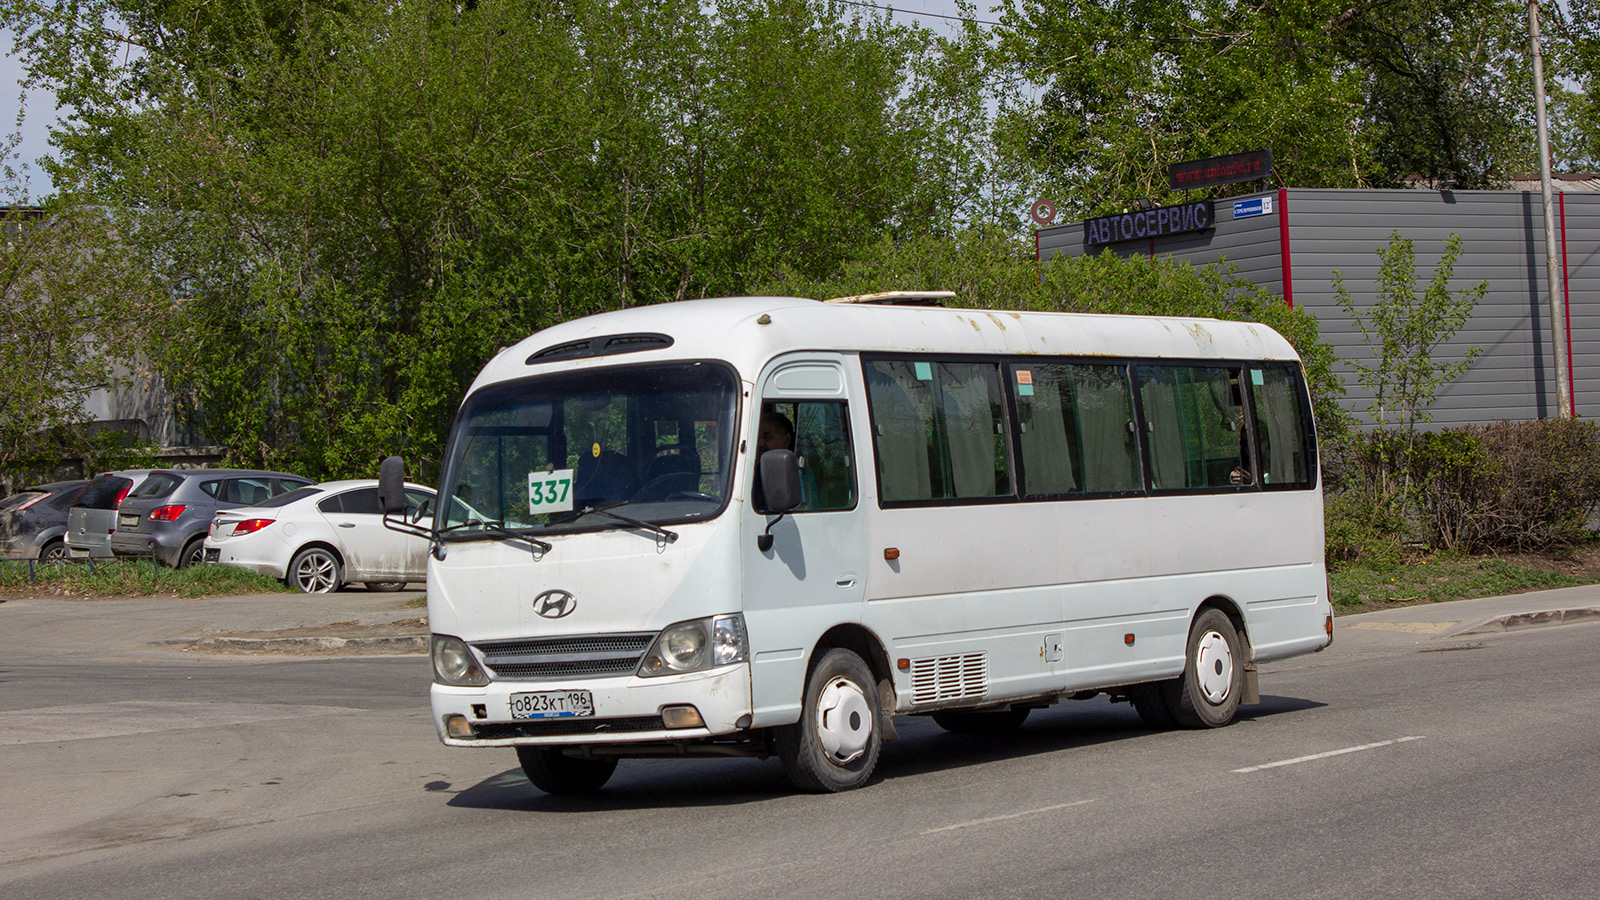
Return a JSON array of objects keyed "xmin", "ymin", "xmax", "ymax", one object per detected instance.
[
  {"xmin": 639, "ymin": 614, "xmax": 748, "ymax": 677},
  {"xmin": 432, "ymin": 634, "xmax": 490, "ymax": 686}
]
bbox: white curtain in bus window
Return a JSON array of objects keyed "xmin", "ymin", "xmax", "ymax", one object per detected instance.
[
  {"xmin": 1139, "ymin": 365, "xmax": 1244, "ymax": 490},
  {"xmin": 1016, "ymin": 363, "xmax": 1141, "ymax": 496},
  {"xmin": 865, "ymin": 360, "xmax": 1008, "ymax": 502},
  {"xmin": 1250, "ymin": 367, "xmax": 1310, "ymax": 486}
]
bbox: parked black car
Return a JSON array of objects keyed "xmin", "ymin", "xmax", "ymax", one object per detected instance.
[
  {"xmin": 1, "ymin": 480, "xmax": 90, "ymax": 562},
  {"xmin": 109, "ymin": 469, "xmax": 313, "ymax": 568}
]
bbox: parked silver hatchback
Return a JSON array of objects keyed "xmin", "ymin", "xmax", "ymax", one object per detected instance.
[
  {"xmin": 64, "ymin": 470, "xmax": 159, "ymax": 559},
  {"xmin": 109, "ymin": 469, "xmax": 314, "ymax": 567}
]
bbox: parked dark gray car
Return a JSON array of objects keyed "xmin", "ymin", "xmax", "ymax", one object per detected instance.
[
  {"xmin": 109, "ymin": 469, "xmax": 314, "ymax": 568},
  {"xmin": 1, "ymin": 480, "xmax": 89, "ymax": 561},
  {"xmin": 65, "ymin": 470, "xmax": 158, "ymax": 559}
]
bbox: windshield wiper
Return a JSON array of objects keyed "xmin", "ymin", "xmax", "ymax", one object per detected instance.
[
  {"xmin": 439, "ymin": 518, "xmax": 553, "ymax": 553},
  {"xmin": 579, "ymin": 502, "xmax": 679, "ymax": 543}
]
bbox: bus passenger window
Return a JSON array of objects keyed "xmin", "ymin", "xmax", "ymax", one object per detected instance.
[
  {"xmin": 1013, "ymin": 364, "xmax": 1139, "ymax": 496},
  {"xmin": 865, "ymin": 360, "xmax": 1010, "ymax": 504},
  {"xmin": 1138, "ymin": 365, "xmax": 1249, "ymax": 491},
  {"xmin": 1249, "ymin": 366, "xmax": 1314, "ymax": 488},
  {"xmin": 755, "ymin": 401, "xmax": 856, "ymax": 512}
]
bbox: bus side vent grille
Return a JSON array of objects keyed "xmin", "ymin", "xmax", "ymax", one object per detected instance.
[{"xmin": 909, "ymin": 653, "xmax": 989, "ymax": 705}]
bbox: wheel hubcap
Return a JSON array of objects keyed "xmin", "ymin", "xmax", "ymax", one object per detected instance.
[
  {"xmin": 1195, "ymin": 630, "xmax": 1234, "ymax": 704},
  {"xmin": 815, "ymin": 676, "xmax": 872, "ymax": 765},
  {"xmin": 295, "ymin": 553, "xmax": 336, "ymax": 593}
]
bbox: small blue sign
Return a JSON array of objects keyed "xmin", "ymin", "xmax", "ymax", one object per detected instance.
[{"xmin": 1232, "ymin": 196, "xmax": 1274, "ymax": 219}]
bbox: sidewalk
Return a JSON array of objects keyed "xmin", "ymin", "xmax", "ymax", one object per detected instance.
[{"xmin": 1334, "ymin": 582, "xmax": 1600, "ymax": 649}]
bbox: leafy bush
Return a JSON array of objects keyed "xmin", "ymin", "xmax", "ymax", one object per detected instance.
[
  {"xmin": 1329, "ymin": 419, "xmax": 1600, "ymax": 556},
  {"xmin": 1413, "ymin": 420, "xmax": 1600, "ymax": 552},
  {"xmin": 1323, "ymin": 490, "xmax": 1408, "ymax": 569}
]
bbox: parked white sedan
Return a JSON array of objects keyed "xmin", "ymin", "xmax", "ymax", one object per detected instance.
[{"xmin": 203, "ymin": 480, "xmax": 435, "ymax": 593}]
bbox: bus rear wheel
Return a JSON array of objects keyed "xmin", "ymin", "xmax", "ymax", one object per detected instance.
[
  {"xmin": 931, "ymin": 708, "xmax": 1031, "ymax": 734},
  {"xmin": 1164, "ymin": 608, "xmax": 1244, "ymax": 729},
  {"xmin": 516, "ymin": 746, "xmax": 617, "ymax": 795},
  {"xmin": 777, "ymin": 648, "xmax": 881, "ymax": 792}
]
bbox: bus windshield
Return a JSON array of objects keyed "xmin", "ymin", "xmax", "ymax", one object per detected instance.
[{"xmin": 437, "ymin": 360, "xmax": 738, "ymax": 539}]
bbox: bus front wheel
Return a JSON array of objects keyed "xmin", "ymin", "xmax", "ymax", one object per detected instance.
[
  {"xmin": 516, "ymin": 746, "xmax": 617, "ymax": 795},
  {"xmin": 777, "ymin": 648, "xmax": 882, "ymax": 792},
  {"xmin": 1164, "ymin": 608, "xmax": 1244, "ymax": 729}
]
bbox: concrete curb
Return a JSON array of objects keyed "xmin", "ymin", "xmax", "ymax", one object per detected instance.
[
  {"xmin": 194, "ymin": 634, "xmax": 428, "ymax": 654},
  {"xmin": 1454, "ymin": 606, "xmax": 1600, "ymax": 636}
]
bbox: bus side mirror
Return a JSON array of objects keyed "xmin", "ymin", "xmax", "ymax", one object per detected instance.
[
  {"xmin": 759, "ymin": 449, "xmax": 802, "ymax": 514},
  {"xmin": 378, "ymin": 456, "xmax": 407, "ymax": 515}
]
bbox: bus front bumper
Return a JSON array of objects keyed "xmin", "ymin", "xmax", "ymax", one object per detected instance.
[{"xmin": 430, "ymin": 663, "xmax": 754, "ymax": 748}]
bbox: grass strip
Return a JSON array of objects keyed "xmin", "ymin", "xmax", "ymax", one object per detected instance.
[
  {"xmin": 0, "ymin": 558, "xmax": 290, "ymax": 598},
  {"xmin": 1330, "ymin": 556, "xmax": 1586, "ymax": 611}
]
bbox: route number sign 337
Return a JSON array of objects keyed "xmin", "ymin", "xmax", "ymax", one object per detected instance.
[{"xmin": 527, "ymin": 469, "xmax": 575, "ymax": 514}]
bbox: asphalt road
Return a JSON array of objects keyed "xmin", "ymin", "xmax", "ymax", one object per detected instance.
[{"xmin": 2, "ymin": 602, "xmax": 1597, "ymax": 899}]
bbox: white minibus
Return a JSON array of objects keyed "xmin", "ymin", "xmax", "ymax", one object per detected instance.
[{"xmin": 379, "ymin": 293, "xmax": 1333, "ymax": 794}]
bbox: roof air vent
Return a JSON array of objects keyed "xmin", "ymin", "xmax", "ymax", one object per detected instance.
[
  {"xmin": 823, "ymin": 291, "xmax": 956, "ymax": 306},
  {"xmin": 526, "ymin": 332, "xmax": 674, "ymax": 365}
]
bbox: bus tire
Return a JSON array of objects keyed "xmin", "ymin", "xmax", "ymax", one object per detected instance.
[
  {"xmin": 931, "ymin": 708, "xmax": 1030, "ymax": 734},
  {"xmin": 516, "ymin": 746, "xmax": 617, "ymax": 795},
  {"xmin": 1165, "ymin": 608, "xmax": 1244, "ymax": 729},
  {"xmin": 1128, "ymin": 682, "xmax": 1177, "ymax": 728},
  {"xmin": 776, "ymin": 648, "xmax": 881, "ymax": 792}
]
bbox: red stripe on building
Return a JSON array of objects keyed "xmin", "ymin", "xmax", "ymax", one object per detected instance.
[{"xmin": 1277, "ymin": 188, "xmax": 1293, "ymax": 308}]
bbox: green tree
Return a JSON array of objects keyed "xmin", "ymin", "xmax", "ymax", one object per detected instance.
[
  {"xmin": 0, "ymin": 197, "xmax": 158, "ymax": 482},
  {"xmin": 995, "ymin": 0, "xmax": 1372, "ymax": 217},
  {"xmin": 1334, "ymin": 231, "xmax": 1485, "ymax": 496},
  {"xmin": 995, "ymin": 0, "xmax": 1571, "ymax": 208},
  {"xmin": 3, "ymin": 0, "xmax": 990, "ymax": 482},
  {"xmin": 1335, "ymin": 231, "xmax": 1485, "ymax": 434},
  {"xmin": 1333, "ymin": 0, "xmax": 1541, "ymax": 187}
]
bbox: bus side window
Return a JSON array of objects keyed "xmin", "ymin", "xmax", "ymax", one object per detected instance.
[
  {"xmin": 1013, "ymin": 363, "xmax": 1140, "ymax": 496},
  {"xmin": 865, "ymin": 359, "xmax": 1009, "ymax": 503},
  {"xmin": 1138, "ymin": 365, "xmax": 1248, "ymax": 491},
  {"xmin": 1249, "ymin": 366, "xmax": 1315, "ymax": 488}
]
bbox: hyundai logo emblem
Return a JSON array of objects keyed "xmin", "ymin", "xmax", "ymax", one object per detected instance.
[{"xmin": 534, "ymin": 589, "xmax": 576, "ymax": 619}]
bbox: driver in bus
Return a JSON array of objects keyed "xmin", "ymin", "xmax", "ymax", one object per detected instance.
[{"xmin": 755, "ymin": 408, "xmax": 817, "ymax": 510}]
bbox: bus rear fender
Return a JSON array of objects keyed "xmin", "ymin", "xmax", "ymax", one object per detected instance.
[{"xmin": 1196, "ymin": 595, "xmax": 1259, "ymax": 704}]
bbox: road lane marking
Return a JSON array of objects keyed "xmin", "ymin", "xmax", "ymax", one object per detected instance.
[
  {"xmin": 921, "ymin": 799, "xmax": 1095, "ymax": 835},
  {"xmin": 1232, "ymin": 735, "xmax": 1426, "ymax": 773}
]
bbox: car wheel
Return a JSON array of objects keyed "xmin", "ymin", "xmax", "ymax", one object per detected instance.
[
  {"xmin": 776, "ymin": 648, "xmax": 882, "ymax": 793},
  {"xmin": 178, "ymin": 537, "xmax": 206, "ymax": 569},
  {"xmin": 1162, "ymin": 608, "xmax": 1245, "ymax": 729},
  {"xmin": 39, "ymin": 540, "xmax": 68, "ymax": 564},
  {"xmin": 516, "ymin": 746, "xmax": 618, "ymax": 795},
  {"xmin": 288, "ymin": 547, "xmax": 342, "ymax": 594},
  {"xmin": 931, "ymin": 708, "xmax": 1031, "ymax": 734},
  {"xmin": 365, "ymin": 582, "xmax": 408, "ymax": 592}
]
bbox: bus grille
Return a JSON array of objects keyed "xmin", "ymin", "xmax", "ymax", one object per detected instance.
[
  {"xmin": 473, "ymin": 633, "xmax": 656, "ymax": 682},
  {"xmin": 472, "ymin": 717, "xmax": 665, "ymax": 739},
  {"xmin": 909, "ymin": 653, "xmax": 989, "ymax": 705}
]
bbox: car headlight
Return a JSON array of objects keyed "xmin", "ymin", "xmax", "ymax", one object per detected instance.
[
  {"xmin": 431, "ymin": 634, "xmax": 490, "ymax": 686},
  {"xmin": 638, "ymin": 614, "xmax": 748, "ymax": 677}
]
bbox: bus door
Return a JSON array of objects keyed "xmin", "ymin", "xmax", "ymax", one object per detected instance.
[{"xmin": 742, "ymin": 356, "xmax": 869, "ymax": 728}]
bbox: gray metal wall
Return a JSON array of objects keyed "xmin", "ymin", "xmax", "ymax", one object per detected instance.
[{"xmin": 1038, "ymin": 188, "xmax": 1600, "ymax": 427}]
